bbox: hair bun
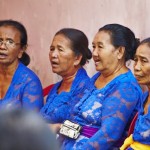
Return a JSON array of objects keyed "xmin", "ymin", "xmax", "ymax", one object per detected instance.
[
  {"xmin": 19, "ymin": 52, "xmax": 30, "ymax": 66},
  {"xmin": 86, "ymin": 48, "xmax": 92, "ymax": 59}
]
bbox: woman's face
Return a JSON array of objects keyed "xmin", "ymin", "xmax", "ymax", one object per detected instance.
[
  {"xmin": 49, "ymin": 34, "xmax": 79, "ymax": 77},
  {"xmin": 92, "ymin": 31, "xmax": 119, "ymax": 75},
  {"xmin": 0, "ymin": 25, "xmax": 23, "ymax": 66},
  {"xmin": 134, "ymin": 43, "xmax": 150, "ymax": 86}
]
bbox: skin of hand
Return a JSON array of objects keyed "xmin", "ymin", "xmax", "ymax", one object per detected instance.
[{"xmin": 48, "ymin": 123, "xmax": 62, "ymax": 134}]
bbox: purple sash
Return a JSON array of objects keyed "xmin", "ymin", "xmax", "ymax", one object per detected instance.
[{"xmin": 81, "ymin": 126, "xmax": 99, "ymax": 138}]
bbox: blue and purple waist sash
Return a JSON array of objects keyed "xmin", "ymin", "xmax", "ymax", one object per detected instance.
[{"xmin": 81, "ymin": 126, "xmax": 99, "ymax": 138}]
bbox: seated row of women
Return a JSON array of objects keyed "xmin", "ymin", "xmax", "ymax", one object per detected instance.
[{"xmin": 0, "ymin": 19, "xmax": 149, "ymax": 150}]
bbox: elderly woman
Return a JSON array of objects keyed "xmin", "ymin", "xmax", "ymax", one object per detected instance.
[
  {"xmin": 40, "ymin": 28, "xmax": 92, "ymax": 124},
  {"xmin": 120, "ymin": 38, "xmax": 150, "ymax": 150},
  {"xmin": 59, "ymin": 24, "xmax": 143, "ymax": 150},
  {"xmin": 0, "ymin": 20, "xmax": 43, "ymax": 111}
]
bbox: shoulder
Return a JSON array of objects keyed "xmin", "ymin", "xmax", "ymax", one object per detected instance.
[
  {"xmin": 74, "ymin": 68, "xmax": 91, "ymax": 85},
  {"xmin": 91, "ymin": 72, "xmax": 100, "ymax": 82},
  {"xmin": 17, "ymin": 62, "xmax": 41, "ymax": 83},
  {"xmin": 115, "ymin": 71, "xmax": 142, "ymax": 93},
  {"xmin": 116, "ymin": 70, "xmax": 140, "ymax": 88},
  {"xmin": 105, "ymin": 70, "xmax": 142, "ymax": 100},
  {"xmin": 118, "ymin": 70, "xmax": 136, "ymax": 82},
  {"xmin": 76, "ymin": 68, "xmax": 89, "ymax": 79}
]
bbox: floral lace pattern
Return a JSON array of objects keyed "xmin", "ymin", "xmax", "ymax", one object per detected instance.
[
  {"xmin": 0, "ymin": 62, "xmax": 43, "ymax": 111},
  {"xmin": 133, "ymin": 91, "xmax": 150, "ymax": 145},
  {"xmin": 61, "ymin": 70, "xmax": 143, "ymax": 150},
  {"xmin": 40, "ymin": 68, "xmax": 92, "ymax": 123}
]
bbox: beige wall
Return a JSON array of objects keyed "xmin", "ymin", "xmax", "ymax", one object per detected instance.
[{"xmin": 0, "ymin": 0, "xmax": 150, "ymax": 88}]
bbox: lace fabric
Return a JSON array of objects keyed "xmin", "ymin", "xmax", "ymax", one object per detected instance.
[
  {"xmin": 40, "ymin": 68, "xmax": 92, "ymax": 123},
  {"xmin": 61, "ymin": 70, "xmax": 143, "ymax": 150},
  {"xmin": 0, "ymin": 62, "xmax": 43, "ymax": 111},
  {"xmin": 133, "ymin": 91, "xmax": 150, "ymax": 145}
]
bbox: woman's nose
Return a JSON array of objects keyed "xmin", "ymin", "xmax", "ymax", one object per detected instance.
[
  {"xmin": 0, "ymin": 41, "xmax": 7, "ymax": 49},
  {"xmin": 134, "ymin": 61, "xmax": 141, "ymax": 71},
  {"xmin": 50, "ymin": 50, "xmax": 58, "ymax": 58},
  {"xmin": 92, "ymin": 48, "xmax": 98, "ymax": 57}
]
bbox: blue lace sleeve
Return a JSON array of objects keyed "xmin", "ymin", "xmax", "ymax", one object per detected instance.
[
  {"xmin": 40, "ymin": 68, "xmax": 91, "ymax": 123},
  {"xmin": 133, "ymin": 106, "xmax": 150, "ymax": 145},
  {"xmin": 21, "ymin": 76, "xmax": 44, "ymax": 111},
  {"xmin": 81, "ymin": 82, "xmax": 141, "ymax": 150},
  {"xmin": 0, "ymin": 63, "xmax": 44, "ymax": 111}
]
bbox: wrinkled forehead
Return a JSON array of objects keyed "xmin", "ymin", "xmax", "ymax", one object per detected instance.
[
  {"xmin": 0, "ymin": 25, "xmax": 21, "ymax": 41},
  {"xmin": 51, "ymin": 34, "xmax": 72, "ymax": 47},
  {"xmin": 93, "ymin": 30, "xmax": 112, "ymax": 45},
  {"xmin": 136, "ymin": 43, "xmax": 150, "ymax": 59}
]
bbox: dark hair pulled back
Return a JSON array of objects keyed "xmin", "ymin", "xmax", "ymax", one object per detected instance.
[
  {"xmin": 55, "ymin": 28, "xmax": 92, "ymax": 66},
  {"xmin": 99, "ymin": 24, "xmax": 139, "ymax": 61},
  {"xmin": 0, "ymin": 19, "xmax": 30, "ymax": 66},
  {"xmin": 139, "ymin": 37, "xmax": 150, "ymax": 47}
]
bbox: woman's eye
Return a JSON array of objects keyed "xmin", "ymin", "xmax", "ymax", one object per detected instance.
[
  {"xmin": 141, "ymin": 59, "xmax": 148, "ymax": 63},
  {"xmin": 98, "ymin": 45, "xmax": 103, "ymax": 48},
  {"xmin": 92, "ymin": 45, "xmax": 95, "ymax": 49},
  {"xmin": 50, "ymin": 47, "xmax": 54, "ymax": 51},
  {"xmin": 58, "ymin": 48, "xmax": 63, "ymax": 51},
  {"xmin": 7, "ymin": 39, "xmax": 14, "ymax": 44},
  {"xmin": 134, "ymin": 58, "xmax": 137, "ymax": 62}
]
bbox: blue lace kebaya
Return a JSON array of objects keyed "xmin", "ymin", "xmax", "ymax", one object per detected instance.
[
  {"xmin": 0, "ymin": 62, "xmax": 43, "ymax": 111},
  {"xmin": 61, "ymin": 70, "xmax": 143, "ymax": 150},
  {"xmin": 40, "ymin": 67, "xmax": 92, "ymax": 123},
  {"xmin": 132, "ymin": 91, "xmax": 150, "ymax": 145}
]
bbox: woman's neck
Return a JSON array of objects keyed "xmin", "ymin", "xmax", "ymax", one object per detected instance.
[
  {"xmin": 103, "ymin": 62, "xmax": 127, "ymax": 76},
  {"xmin": 96, "ymin": 65, "xmax": 128, "ymax": 89},
  {"xmin": 0, "ymin": 62, "xmax": 19, "ymax": 99},
  {"xmin": 63, "ymin": 73, "xmax": 76, "ymax": 83},
  {"xmin": 0, "ymin": 62, "xmax": 19, "ymax": 77},
  {"xmin": 57, "ymin": 70, "xmax": 78, "ymax": 94}
]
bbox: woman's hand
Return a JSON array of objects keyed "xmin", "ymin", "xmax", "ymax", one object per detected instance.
[{"xmin": 48, "ymin": 123, "xmax": 61, "ymax": 133}]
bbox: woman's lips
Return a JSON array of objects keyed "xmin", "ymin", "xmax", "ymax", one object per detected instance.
[
  {"xmin": 94, "ymin": 60, "xmax": 100, "ymax": 66},
  {"xmin": 51, "ymin": 61, "xmax": 59, "ymax": 67},
  {"xmin": 134, "ymin": 74, "xmax": 143, "ymax": 79},
  {"xmin": 0, "ymin": 53, "xmax": 7, "ymax": 59}
]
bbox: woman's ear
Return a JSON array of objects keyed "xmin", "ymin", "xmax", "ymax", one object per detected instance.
[
  {"xmin": 74, "ymin": 55, "xmax": 82, "ymax": 66},
  {"xmin": 18, "ymin": 45, "xmax": 27, "ymax": 59},
  {"xmin": 117, "ymin": 46, "xmax": 125, "ymax": 60}
]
